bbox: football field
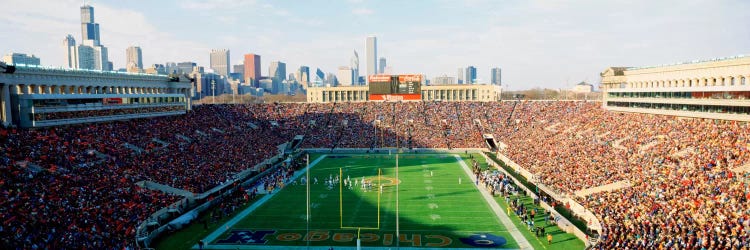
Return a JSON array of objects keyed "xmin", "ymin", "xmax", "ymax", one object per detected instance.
[{"xmin": 199, "ymin": 153, "xmax": 527, "ymax": 249}]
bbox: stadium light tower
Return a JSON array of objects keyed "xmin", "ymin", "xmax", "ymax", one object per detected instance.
[{"xmin": 211, "ymin": 79, "xmax": 216, "ymax": 104}]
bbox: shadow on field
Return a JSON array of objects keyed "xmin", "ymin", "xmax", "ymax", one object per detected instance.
[{"xmin": 211, "ymin": 155, "xmax": 516, "ymax": 249}]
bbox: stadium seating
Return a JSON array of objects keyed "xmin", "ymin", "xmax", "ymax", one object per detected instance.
[{"xmin": 1, "ymin": 101, "xmax": 748, "ymax": 248}]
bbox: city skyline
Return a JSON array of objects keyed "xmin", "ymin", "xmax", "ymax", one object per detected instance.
[{"xmin": 1, "ymin": 0, "xmax": 749, "ymax": 89}]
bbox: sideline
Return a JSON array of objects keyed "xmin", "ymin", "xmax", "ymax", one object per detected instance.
[
  {"xmin": 198, "ymin": 154, "xmax": 328, "ymax": 248},
  {"xmin": 454, "ymin": 155, "xmax": 533, "ymax": 249}
]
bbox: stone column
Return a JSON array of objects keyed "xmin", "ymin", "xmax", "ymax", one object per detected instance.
[{"xmin": 1, "ymin": 84, "xmax": 11, "ymax": 126}]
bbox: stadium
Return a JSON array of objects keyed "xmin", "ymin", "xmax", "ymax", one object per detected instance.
[{"xmin": 2, "ymin": 53, "xmax": 750, "ymax": 250}]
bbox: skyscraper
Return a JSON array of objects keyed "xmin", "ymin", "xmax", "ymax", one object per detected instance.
[
  {"xmin": 431, "ymin": 75, "xmax": 456, "ymax": 85},
  {"xmin": 269, "ymin": 61, "xmax": 286, "ymax": 81},
  {"xmin": 177, "ymin": 62, "xmax": 197, "ymax": 74},
  {"xmin": 210, "ymin": 49, "xmax": 230, "ymax": 76},
  {"xmin": 491, "ymin": 67, "xmax": 502, "ymax": 85},
  {"xmin": 366, "ymin": 36, "xmax": 377, "ymax": 83},
  {"xmin": 326, "ymin": 72, "xmax": 338, "ymax": 86},
  {"xmin": 315, "ymin": 68, "xmax": 325, "ymax": 85},
  {"xmin": 80, "ymin": 5, "xmax": 100, "ymax": 45},
  {"xmin": 243, "ymin": 53, "xmax": 261, "ymax": 84},
  {"xmin": 165, "ymin": 62, "xmax": 177, "ymax": 74},
  {"xmin": 337, "ymin": 66, "xmax": 354, "ymax": 86},
  {"xmin": 1, "ymin": 53, "xmax": 40, "ymax": 65},
  {"xmin": 351, "ymin": 50, "xmax": 360, "ymax": 85},
  {"xmin": 126, "ymin": 46, "xmax": 143, "ymax": 70},
  {"xmin": 94, "ymin": 45, "xmax": 109, "ymax": 71},
  {"xmin": 457, "ymin": 68, "xmax": 464, "ymax": 84},
  {"xmin": 77, "ymin": 4, "xmax": 109, "ymax": 71},
  {"xmin": 232, "ymin": 65, "xmax": 244, "ymax": 76},
  {"xmin": 378, "ymin": 57, "xmax": 387, "ymax": 74},
  {"xmin": 297, "ymin": 66, "xmax": 310, "ymax": 85},
  {"xmin": 465, "ymin": 66, "xmax": 477, "ymax": 84},
  {"xmin": 77, "ymin": 45, "xmax": 95, "ymax": 70},
  {"xmin": 63, "ymin": 34, "xmax": 78, "ymax": 69}
]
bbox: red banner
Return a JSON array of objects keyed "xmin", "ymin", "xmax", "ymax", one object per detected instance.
[{"xmin": 103, "ymin": 98, "xmax": 123, "ymax": 105}]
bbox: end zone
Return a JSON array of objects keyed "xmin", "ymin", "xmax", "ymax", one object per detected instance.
[{"xmin": 197, "ymin": 155, "xmax": 328, "ymax": 249}]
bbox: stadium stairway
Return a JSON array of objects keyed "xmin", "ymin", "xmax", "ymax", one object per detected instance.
[
  {"xmin": 90, "ymin": 149, "xmax": 110, "ymax": 160},
  {"xmin": 731, "ymin": 162, "xmax": 750, "ymax": 174},
  {"xmin": 638, "ymin": 140, "xmax": 660, "ymax": 152},
  {"xmin": 576, "ymin": 127, "xmax": 595, "ymax": 138},
  {"xmin": 544, "ymin": 122, "xmax": 561, "ymax": 132},
  {"xmin": 195, "ymin": 129, "xmax": 208, "ymax": 137},
  {"xmin": 671, "ymin": 146, "xmax": 695, "ymax": 158},
  {"xmin": 574, "ymin": 180, "xmax": 632, "ymax": 198},
  {"xmin": 151, "ymin": 138, "xmax": 170, "ymax": 148},
  {"xmin": 611, "ymin": 136, "xmax": 630, "ymax": 150},
  {"xmin": 595, "ymin": 131, "xmax": 611, "ymax": 138},
  {"xmin": 175, "ymin": 134, "xmax": 193, "ymax": 143},
  {"xmin": 136, "ymin": 180, "xmax": 195, "ymax": 198},
  {"xmin": 562, "ymin": 125, "xmax": 579, "ymax": 134},
  {"xmin": 123, "ymin": 142, "xmax": 145, "ymax": 154}
]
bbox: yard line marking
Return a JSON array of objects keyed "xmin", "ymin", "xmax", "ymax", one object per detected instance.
[
  {"xmin": 454, "ymin": 154, "xmax": 532, "ymax": 249},
  {"xmin": 199, "ymin": 154, "xmax": 328, "ymax": 248}
]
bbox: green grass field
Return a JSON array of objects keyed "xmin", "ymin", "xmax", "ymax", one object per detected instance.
[{"xmin": 157, "ymin": 153, "xmax": 585, "ymax": 249}]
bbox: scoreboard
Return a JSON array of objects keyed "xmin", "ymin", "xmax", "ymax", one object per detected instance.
[{"xmin": 368, "ymin": 74, "xmax": 422, "ymax": 101}]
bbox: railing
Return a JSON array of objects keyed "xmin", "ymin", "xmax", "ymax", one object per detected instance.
[
  {"xmin": 35, "ymin": 102, "xmax": 185, "ymax": 113},
  {"xmin": 29, "ymin": 111, "xmax": 186, "ymax": 127},
  {"xmin": 481, "ymin": 151, "xmax": 600, "ymax": 248},
  {"xmin": 136, "ymin": 149, "xmax": 296, "ymax": 248}
]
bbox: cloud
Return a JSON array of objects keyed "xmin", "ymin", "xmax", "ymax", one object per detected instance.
[
  {"xmin": 94, "ymin": 5, "xmax": 211, "ymax": 67},
  {"xmin": 274, "ymin": 9, "xmax": 291, "ymax": 17},
  {"xmin": 352, "ymin": 8, "xmax": 374, "ymax": 15},
  {"xmin": 3, "ymin": 0, "xmax": 749, "ymax": 91},
  {"xmin": 0, "ymin": 0, "xmax": 211, "ymax": 68},
  {"xmin": 179, "ymin": 0, "xmax": 258, "ymax": 11}
]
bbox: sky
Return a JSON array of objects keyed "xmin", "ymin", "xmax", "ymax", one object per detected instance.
[{"xmin": 2, "ymin": 0, "xmax": 749, "ymax": 90}]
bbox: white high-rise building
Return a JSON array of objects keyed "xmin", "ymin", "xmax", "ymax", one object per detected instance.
[
  {"xmin": 126, "ymin": 46, "xmax": 143, "ymax": 70},
  {"xmin": 366, "ymin": 36, "xmax": 377, "ymax": 83},
  {"xmin": 63, "ymin": 35, "xmax": 78, "ymax": 68},
  {"xmin": 337, "ymin": 66, "xmax": 354, "ymax": 86},
  {"xmin": 210, "ymin": 49, "xmax": 230, "ymax": 76}
]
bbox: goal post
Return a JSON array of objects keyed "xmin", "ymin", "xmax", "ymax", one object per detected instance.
[{"xmin": 339, "ymin": 167, "xmax": 381, "ymax": 230}]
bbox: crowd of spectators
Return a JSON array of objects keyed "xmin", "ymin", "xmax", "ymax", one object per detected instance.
[
  {"xmin": 482, "ymin": 101, "xmax": 750, "ymax": 249},
  {"xmin": 33, "ymin": 106, "xmax": 185, "ymax": 121},
  {"xmin": 2, "ymin": 100, "xmax": 749, "ymax": 248}
]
